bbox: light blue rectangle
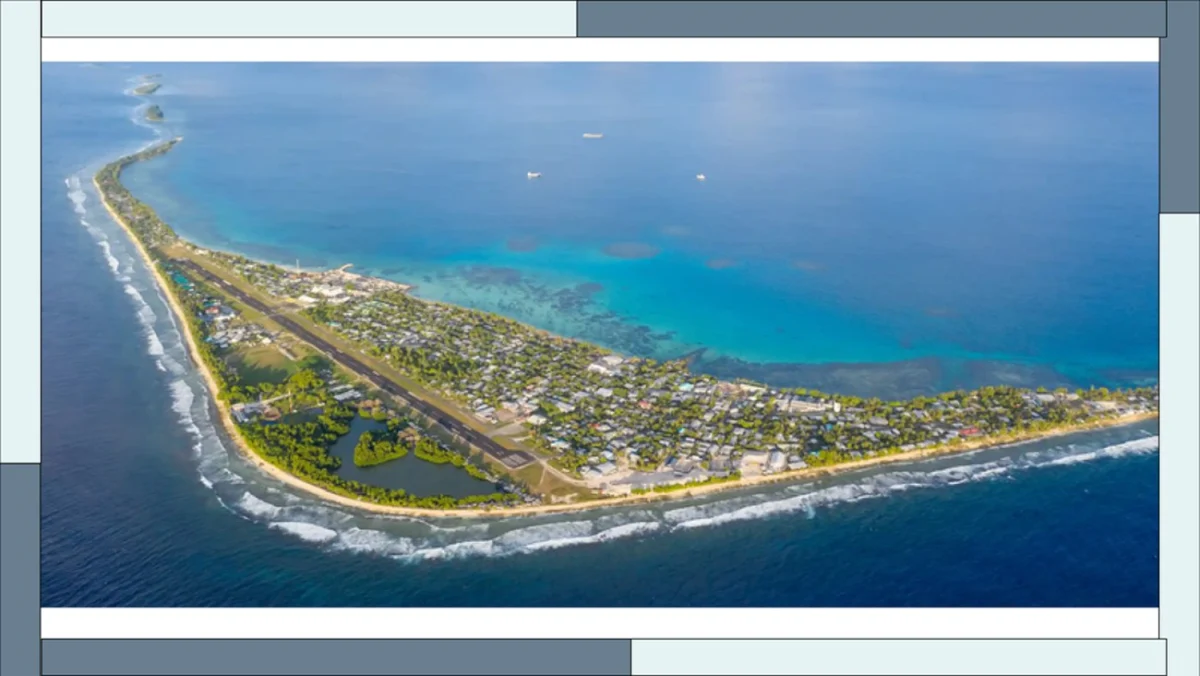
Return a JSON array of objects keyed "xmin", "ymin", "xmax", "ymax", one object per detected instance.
[
  {"xmin": 42, "ymin": 1, "xmax": 576, "ymax": 37},
  {"xmin": 631, "ymin": 639, "xmax": 1166, "ymax": 675},
  {"xmin": 1159, "ymin": 214, "xmax": 1200, "ymax": 676},
  {"xmin": 1, "ymin": 0, "xmax": 41, "ymax": 464}
]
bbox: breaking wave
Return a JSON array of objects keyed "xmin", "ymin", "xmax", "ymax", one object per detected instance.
[
  {"xmin": 332, "ymin": 528, "xmax": 418, "ymax": 557},
  {"xmin": 236, "ymin": 492, "xmax": 283, "ymax": 519},
  {"xmin": 203, "ymin": 428, "xmax": 1155, "ymax": 562},
  {"xmin": 1038, "ymin": 436, "xmax": 1158, "ymax": 466},
  {"xmin": 68, "ymin": 157, "xmax": 239, "ymax": 499},
  {"xmin": 270, "ymin": 522, "xmax": 340, "ymax": 543},
  {"xmin": 664, "ymin": 434, "xmax": 1159, "ymax": 531},
  {"xmin": 66, "ymin": 177, "xmax": 112, "ymax": 244},
  {"xmin": 123, "ymin": 283, "xmax": 165, "ymax": 356},
  {"xmin": 66, "ymin": 172, "xmax": 168, "ymax": 362},
  {"xmin": 72, "ymin": 90, "xmax": 1162, "ymax": 566},
  {"xmin": 97, "ymin": 240, "xmax": 121, "ymax": 274},
  {"xmin": 66, "ymin": 176, "xmax": 87, "ymax": 214}
]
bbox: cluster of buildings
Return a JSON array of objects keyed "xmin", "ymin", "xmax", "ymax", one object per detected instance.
[
  {"xmin": 221, "ymin": 256, "xmax": 1160, "ymax": 495},
  {"xmin": 193, "ymin": 250, "xmax": 410, "ymax": 307},
  {"xmin": 309, "ymin": 293, "xmax": 605, "ymax": 431},
  {"xmin": 205, "ymin": 324, "xmax": 273, "ymax": 350},
  {"xmin": 329, "ymin": 382, "xmax": 363, "ymax": 403},
  {"xmin": 230, "ymin": 396, "xmax": 286, "ymax": 423},
  {"xmin": 188, "ymin": 297, "xmax": 281, "ymax": 351},
  {"xmin": 536, "ymin": 377, "xmax": 843, "ymax": 488}
]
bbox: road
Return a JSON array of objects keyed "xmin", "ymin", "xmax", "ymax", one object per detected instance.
[{"xmin": 172, "ymin": 258, "xmax": 537, "ymax": 470}]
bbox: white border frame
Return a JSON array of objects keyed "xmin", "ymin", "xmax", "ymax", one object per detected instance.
[
  {"xmin": 35, "ymin": 35, "xmax": 1167, "ymax": 644},
  {"xmin": 16, "ymin": 23, "xmax": 1192, "ymax": 675},
  {"xmin": 41, "ymin": 36, "xmax": 1158, "ymax": 62},
  {"xmin": 41, "ymin": 608, "xmax": 1159, "ymax": 640}
]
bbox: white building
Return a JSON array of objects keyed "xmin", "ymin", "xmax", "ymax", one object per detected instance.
[
  {"xmin": 782, "ymin": 399, "xmax": 830, "ymax": 414},
  {"xmin": 767, "ymin": 450, "xmax": 788, "ymax": 472},
  {"xmin": 739, "ymin": 450, "xmax": 769, "ymax": 471}
]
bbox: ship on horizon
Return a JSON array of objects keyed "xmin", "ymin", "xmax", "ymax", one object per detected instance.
[
  {"xmin": 527, "ymin": 171, "xmax": 542, "ymax": 179},
  {"xmin": 582, "ymin": 132, "xmax": 604, "ymax": 139}
]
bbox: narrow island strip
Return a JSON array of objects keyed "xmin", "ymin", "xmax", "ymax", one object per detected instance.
[
  {"xmin": 132, "ymin": 82, "xmax": 161, "ymax": 96},
  {"xmin": 94, "ymin": 138, "xmax": 1159, "ymax": 519}
]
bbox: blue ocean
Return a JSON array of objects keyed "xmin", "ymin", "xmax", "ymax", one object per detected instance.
[{"xmin": 41, "ymin": 63, "xmax": 1158, "ymax": 607}]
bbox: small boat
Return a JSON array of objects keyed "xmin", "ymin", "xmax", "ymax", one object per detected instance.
[
  {"xmin": 696, "ymin": 174, "xmax": 706, "ymax": 181},
  {"xmin": 582, "ymin": 132, "xmax": 604, "ymax": 139},
  {"xmin": 527, "ymin": 171, "xmax": 542, "ymax": 179}
]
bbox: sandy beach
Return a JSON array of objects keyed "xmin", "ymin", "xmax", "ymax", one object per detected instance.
[{"xmin": 97, "ymin": 176, "xmax": 1157, "ymax": 520}]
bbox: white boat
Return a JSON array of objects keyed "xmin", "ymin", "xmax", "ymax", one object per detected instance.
[
  {"xmin": 527, "ymin": 171, "xmax": 542, "ymax": 179},
  {"xmin": 696, "ymin": 174, "xmax": 706, "ymax": 181},
  {"xmin": 582, "ymin": 132, "xmax": 604, "ymax": 139}
]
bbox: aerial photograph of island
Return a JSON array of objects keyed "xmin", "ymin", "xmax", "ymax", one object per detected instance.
[{"xmin": 41, "ymin": 62, "xmax": 1158, "ymax": 607}]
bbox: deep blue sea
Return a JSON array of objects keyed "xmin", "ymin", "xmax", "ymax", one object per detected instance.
[{"xmin": 41, "ymin": 63, "xmax": 1159, "ymax": 607}]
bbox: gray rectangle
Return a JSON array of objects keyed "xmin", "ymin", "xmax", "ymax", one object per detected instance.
[
  {"xmin": 41, "ymin": 639, "xmax": 632, "ymax": 675},
  {"xmin": 1161, "ymin": 0, "xmax": 1200, "ymax": 213},
  {"xmin": 577, "ymin": 1, "xmax": 1167, "ymax": 38},
  {"xmin": 1, "ymin": 466, "xmax": 40, "ymax": 676}
]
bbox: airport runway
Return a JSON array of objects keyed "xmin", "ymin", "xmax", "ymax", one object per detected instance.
[{"xmin": 172, "ymin": 258, "xmax": 537, "ymax": 469}]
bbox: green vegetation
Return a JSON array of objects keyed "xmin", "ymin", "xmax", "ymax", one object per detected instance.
[
  {"xmin": 302, "ymin": 275, "xmax": 1158, "ymax": 484},
  {"xmin": 413, "ymin": 437, "xmax": 464, "ymax": 464},
  {"xmin": 413, "ymin": 437, "xmax": 492, "ymax": 481},
  {"xmin": 144, "ymin": 105, "xmax": 164, "ymax": 122},
  {"xmin": 161, "ymin": 272, "xmax": 235, "ymax": 398},
  {"xmin": 296, "ymin": 283, "xmax": 1154, "ymax": 484},
  {"xmin": 98, "ymin": 136, "xmax": 1160, "ymax": 510},
  {"xmin": 94, "ymin": 139, "xmax": 181, "ymax": 247},
  {"xmin": 95, "ymin": 140, "xmax": 524, "ymax": 511},
  {"xmin": 132, "ymin": 82, "xmax": 161, "ymax": 95},
  {"xmin": 353, "ymin": 430, "xmax": 407, "ymax": 467},
  {"xmin": 359, "ymin": 406, "xmax": 389, "ymax": 422},
  {"xmin": 228, "ymin": 345, "xmax": 298, "ymax": 387},
  {"xmin": 240, "ymin": 399, "xmax": 353, "ymax": 474},
  {"xmin": 305, "ymin": 290, "xmax": 601, "ymax": 404}
]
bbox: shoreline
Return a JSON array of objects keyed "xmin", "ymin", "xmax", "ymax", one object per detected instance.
[
  {"xmin": 87, "ymin": 182, "xmax": 1168, "ymax": 520},
  {"xmin": 94, "ymin": 178, "xmax": 1160, "ymax": 521}
]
